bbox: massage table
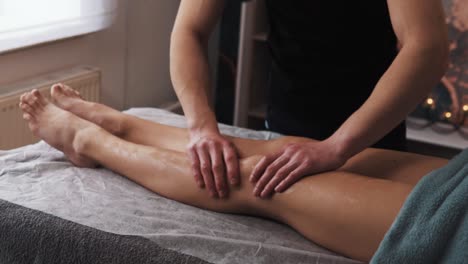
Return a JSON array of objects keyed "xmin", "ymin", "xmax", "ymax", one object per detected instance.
[{"xmin": 0, "ymin": 108, "xmax": 363, "ymax": 264}]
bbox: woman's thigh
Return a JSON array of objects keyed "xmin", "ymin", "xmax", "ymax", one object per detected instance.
[
  {"xmin": 339, "ymin": 148, "xmax": 449, "ymax": 186},
  {"xmin": 121, "ymin": 115, "xmax": 449, "ymax": 186},
  {"xmin": 259, "ymin": 136, "xmax": 449, "ymax": 186},
  {"xmin": 229, "ymin": 155, "xmax": 415, "ymax": 261},
  {"xmin": 266, "ymin": 170, "xmax": 413, "ymax": 262}
]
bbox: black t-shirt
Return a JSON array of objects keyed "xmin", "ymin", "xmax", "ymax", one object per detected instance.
[{"xmin": 263, "ymin": 1, "xmax": 405, "ymax": 150}]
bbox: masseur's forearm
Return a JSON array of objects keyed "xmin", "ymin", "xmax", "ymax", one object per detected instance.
[
  {"xmin": 332, "ymin": 42, "xmax": 448, "ymax": 159},
  {"xmin": 170, "ymin": 29, "xmax": 218, "ymax": 133}
]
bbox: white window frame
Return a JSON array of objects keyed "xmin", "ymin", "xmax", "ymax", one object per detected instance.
[{"xmin": 0, "ymin": 0, "xmax": 118, "ymax": 54}]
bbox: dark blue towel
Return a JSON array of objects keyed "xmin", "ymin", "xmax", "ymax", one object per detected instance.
[{"xmin": 371, "ymin": 149, "xmax": 468, "ymax": 263}]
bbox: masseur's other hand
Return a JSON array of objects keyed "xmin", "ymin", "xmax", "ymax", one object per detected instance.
[
  {"xmin": 250, "ymin": 139, "xmax": 347, "ymax": 198},
  {"xmin": 188, "ymin": 129, "xmax": 239, "ymax": 199}
]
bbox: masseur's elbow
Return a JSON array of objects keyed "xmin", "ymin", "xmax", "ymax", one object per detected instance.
[
  {"xmin": 408, "ymin": 37, "xmax": 449, "ymax": 78},
  {"xmin": 171, "ymin": 25, "xmax": 209, "ymax": 51},
  {"xmin": 399, "ymin": 40, "xmax": 449, "ymax": 103}
]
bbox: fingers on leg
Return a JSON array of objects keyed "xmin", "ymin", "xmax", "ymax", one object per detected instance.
[
  {"xmin": 261, "ymin": 162, "xmax": 297, "ymax": 197},
  {"xmin": 198, "ymin": 146, "xmax": 217, "ymax": 198},
  {"xmin": 209, "ymin": 143, "xmax": 228, "ymax": 198},
  {"xmin": 188, "ymin": 148, "xmax": 204, "ymax": 188},
  {"xmin": 250, "ymin": 153, "xmax": 279, "ymax": 183},
  {"xmin": 254, "ymin": 156, "xmax": 289, "ymax": 197},
  {"xmin": 276, "ymin": 165, "xmax": 308, "ymax": 192},
  {"xmin": 223, "ymin": 144, "xmax": 239, "ymax": 186}
]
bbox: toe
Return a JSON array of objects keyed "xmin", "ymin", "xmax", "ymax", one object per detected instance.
[
  {"xmin": 51, "ymin": 84, "xmax": 63, "ymax": 99},
  {"xmin": 20, "ymin": 103, "xmax": 33, "ymax": 115},
  {"xmin": 52, "ymin": 83, "xmax": 63, "ymax": 92},
  {"xmin": 64, "ymin": 85, "xmax": 75, "ymax": 96},
  {"xmin": 24, "ymin": 92, "xmax": 34, "ymax": 103},
  {"xmin": 25, "ymin": 93, "xmax": 39, "ymax": 109},
  {"xmin": 22, "ymin": 113, "xmax": 32, "ymax": 121},
  {"xmin": 74, "ymin": 90, "xmax": 82, "ymax": 98},
  {"xmin": 33, "ymin": 96, "xmax": 43, "ymax": 110},
  {"xmin": 32, "ymin": 89, "xmax": 40, "ymax": 97},
  {"xmin": 33, "ymin": 90, "xmax": 47, "ymax": 108},
  {"xmin": 20, "ymin": 93, "xmax": 28, "ymax": 103}
]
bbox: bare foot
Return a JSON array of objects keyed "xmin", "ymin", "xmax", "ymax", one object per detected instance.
[
  {"xmin": 19, "ymin": 89, "xmax": 97, "ymax": 168},
  {"xmin": 50, "ymin": 83, "xmax": 124, "ymax": 136},
  {"xmin": 50, "ymin": 83, "xmax": 84, "ymax": 111}
]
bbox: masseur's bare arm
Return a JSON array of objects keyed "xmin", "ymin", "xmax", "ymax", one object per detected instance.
[
  {"xmin": 171, "ymin": 0, "xmax": 240, "ymax": 199},
  {"xmin": 251, "ymin": 0, "xmax": 449, "ymax": 198},
  {"xmin": 332, "ymin": 0, "xmax": 448, "ymax": 158}
]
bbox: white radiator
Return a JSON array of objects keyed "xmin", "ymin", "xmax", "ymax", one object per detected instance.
[{"xmin": 0, "ymin": 66, "xmax": 101, "ymax": 150}]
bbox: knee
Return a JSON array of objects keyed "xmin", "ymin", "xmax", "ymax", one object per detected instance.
[
  {"xmin": 237, "ymin": 155, "xmax": 264, "ymax": 201},
  {"xmin": 224, "ymin": 155, "xmax": 261, "ymax": 203},
  {"xmin": 234, "ymin": 155, "xmax": 286, "ymax": 219},
  {"xmin": 239, "ymin": 155, "xmax": 263, "ymax": 183}
]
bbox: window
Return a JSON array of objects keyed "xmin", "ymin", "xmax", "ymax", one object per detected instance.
[{"xmin": 0, "ymin": 0, "xmax": 118, "ymax": 53}]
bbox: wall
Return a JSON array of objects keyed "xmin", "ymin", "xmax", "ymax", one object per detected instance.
[
  {"xmin": 125, "ymin": 0, "xmax": 219, "ymax": 108},
  {"xmin": 0, "ymin": 0, "xmax": 184, "ymax": 110},
  {"xmin": 125, "ymin": 0, "xmax": 180, "ymax": 107}
]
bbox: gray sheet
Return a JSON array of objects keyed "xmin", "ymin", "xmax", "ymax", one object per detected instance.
[
  {"xmin": 0, "ymin": 199, "xmax": 210, "ymax": 264},
  {"xmin": 0, "ymin": 108, "xmax": 362, "ymax": 264}
]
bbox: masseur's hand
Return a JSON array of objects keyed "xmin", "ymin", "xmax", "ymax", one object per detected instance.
[
  {"xmin": 250, "ymin": 139, "xmax": 347, "ymax": 198},
  {"xmin": 188, "ymin": 129, "xmax": 239, "ymax": 199}
]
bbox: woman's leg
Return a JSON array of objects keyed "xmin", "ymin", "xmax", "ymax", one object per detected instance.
[
  {"xmin": 51, "ymin": 84, "xmax": 449, "ymax": 185},
  {"xmin": 50, "ymin": 84, "xmax": 287, "ymax": 158},
  {"xmin": 21, "ymin": 90, "xmax": 442, "ymax": 261}
]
